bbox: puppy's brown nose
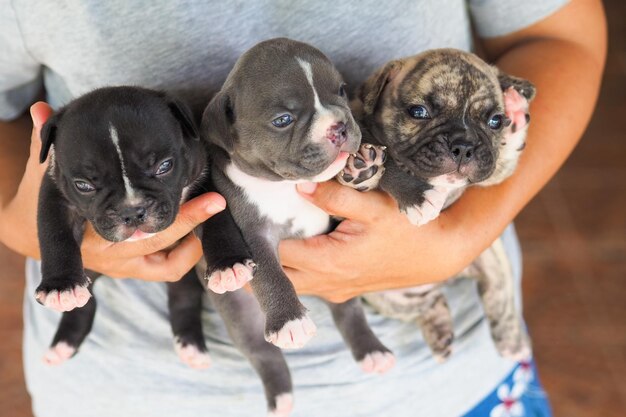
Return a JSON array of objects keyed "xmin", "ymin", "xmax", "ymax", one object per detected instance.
[
  {"xmin": 449, "ymin": 140, "xmax": 475, "ymax": 165},
  {"xmin": 327, "ymin": 122, "xmax": 347, "ymax": 146}
]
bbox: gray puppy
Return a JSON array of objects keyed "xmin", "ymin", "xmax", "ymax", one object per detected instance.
[
  {"xmin": 199, "ymin": 38, "xmax": 395, "ymax": 416},
  {"xmin": 338, "ymin": 49, "xmax": 535, "ymax": 362}
]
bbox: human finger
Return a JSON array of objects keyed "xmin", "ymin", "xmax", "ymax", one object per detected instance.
[
  {"xmin": 106, "ymin": 233, "xmax": 202, "ymax": 281},
  {"xmin": 296, "ymin": 180, "xmax": 393, "ymax": 221},
  {"xmin": 99, "ymin": 192, "xmax": 226, "ymax": 258},
  {"xmin": 29, "ymin": 102, "xmax": 54, "ymax": 173}
]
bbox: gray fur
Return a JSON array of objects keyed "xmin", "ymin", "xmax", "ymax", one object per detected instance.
[{"xmin": 201, "ymin": 38, "xmax": 395, "ymax": 415}]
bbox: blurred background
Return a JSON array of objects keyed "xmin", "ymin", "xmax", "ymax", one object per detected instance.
[{"xmin": 1, "ymin": 1, "xmax": 624, "ymax": 416}]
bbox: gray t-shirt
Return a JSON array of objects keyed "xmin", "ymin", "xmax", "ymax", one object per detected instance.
[{"xmin": 1, "ymin": 1, "xmax": 567, "ymax": 416}]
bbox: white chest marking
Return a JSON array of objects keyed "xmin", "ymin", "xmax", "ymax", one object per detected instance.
[
  {"xmin": 109, "ymin": 124, "xmax": 137, "ymax": 202},
  {"xmin": 428, "ymin": 174, "xmax": 468, "ymax": 191},
  {"xmin": 226, "ymin": 163, "xmax": 330, "ymax": 238}
]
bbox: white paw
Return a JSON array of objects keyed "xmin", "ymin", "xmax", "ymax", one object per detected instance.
[
  {"xmin": 433, "ymin": 347, "xmax": 453, "ymax": 364},
  {"xmin": 174, "ymin": 341, "xmax": 212, "ymax": 369},
  {"xmin": 359, "ymin": 351, "xmax": 396, "ymax": 374},
  {"xmin": 267, "ymin": 393, "xmax": 294, "ymax": 417},
  {"xmin": 265, "ymin": 316, "xmax": 317, "ymax": 349},
  {"xmin": 43, "ymin": 342, "xmax": 76, "ymax": 366},
  {"xmin": 499, "ymin": 343, "xmax": 533, "ymax": 363},
  {"xmin": 36, "ymin": 285, "xmax": 91, "ymax": 312},
  {"xmin": 402, "ymin": 188, "xmax": 446, "ymax": 226},
  {"xmin": 206, "ymin": 260, "xmax": 255, "ymax": 294}
]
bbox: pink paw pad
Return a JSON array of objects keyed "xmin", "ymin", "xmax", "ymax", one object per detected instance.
[
  {"xmin": 265, "ymin": 317, "xmax": 317, "ymax": 349},
  {"xmin": 206, "ymin": 260, "xmax": 256, "ymax": 294},
  {"xmin": 43, "ymin": 342, "xmax": 76, "ymax": 366},
  {"xmin": 359, "ymin": 351, "xmax": 396, "ymax": 374},
  {"xmin": 36, "ymin": 285, "xmax": 91, "ymax": 312},
  {"xmin": 174, "ymin": 341, "xmax": 212, "ymax": 369},
  {"xmin": 267, "ymin": 393, "xmax": 294, "ymax": 417}
]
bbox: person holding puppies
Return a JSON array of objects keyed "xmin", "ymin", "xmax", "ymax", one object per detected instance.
[{"xmin": 0, "ymin": 1, "xmax": 606, "ymax": 416}]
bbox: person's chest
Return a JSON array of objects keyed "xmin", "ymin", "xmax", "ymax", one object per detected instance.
[{"xmin": 13, "ymin": 0, "xmax": 472, "ymax": 109}]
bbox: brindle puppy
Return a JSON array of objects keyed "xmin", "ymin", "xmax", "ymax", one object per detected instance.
[{"xmin": 338, "ymin": 49, "xmax": 535, "ymax": 362}]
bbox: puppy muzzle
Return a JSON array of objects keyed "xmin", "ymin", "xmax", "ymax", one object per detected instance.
[{"xmin": 93, "ymin": 199, "xmax": 177, "ymax": 242}]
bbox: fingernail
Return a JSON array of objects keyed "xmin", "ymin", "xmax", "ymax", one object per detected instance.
[
  {"xmin": 29, "ymin": 104, "xmax": 41, "ymax": 128},
  {"xmin": 297, "ymin": 182, "xmax": 317, "ymax": 194},
  {"xmin": 206, "ymin": 197, "xmax": 226, "ymax": 212}
]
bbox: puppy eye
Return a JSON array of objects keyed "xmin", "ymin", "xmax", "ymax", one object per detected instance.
[
  {"xmin": 408, "ymin": 105, "xmax": 430, "ymax": 119},
  {"xmin": 74, "ymin": 180, "xmax": 95, "ymax": 193},
  {"xmin": 155, "ymin": 158, "xmax": 174, "ymax": 175},
  {"xmin": 339, "ymin": 84, "xmax": 347, "ymax": 97},
  {"xmin": 488, "ymin": 114, "xmax": 504, "ymax": 130},
  {"xmin": 271, "ymin": 114, "xmax": 294, "ymax": 128}
]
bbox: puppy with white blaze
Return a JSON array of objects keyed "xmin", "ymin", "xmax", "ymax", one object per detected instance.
[
  {"xmin": 199, "ymin": 38, "xmax": 394, "ymax": 416},
  {"xmin": 338, "ymin": 49, "xmax": 536, "ymax": 362},
  {"xmin": 35, "ymin": 86, "xmax": 250, "ymax": 369}
]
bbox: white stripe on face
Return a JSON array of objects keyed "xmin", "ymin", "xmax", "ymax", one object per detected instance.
[
  {"xmin": 296, "ymin": 58, "xmax": 329, "ymax": 116},
  {"xmin": 296, "ymin": 57, "xmax": 337, "ymax": 143},
  {"xmin": 109, "ymin": 124, "xmax": 137, "ymax": 201}
]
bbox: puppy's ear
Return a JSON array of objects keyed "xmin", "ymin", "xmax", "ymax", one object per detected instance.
[
  {"xmin": 39, "ymin": 112, "xmax": 62, "ymax": 164},
  {"xmin": 166, "ymin": 96, "xmax": 200, "ymax": 141},
  {"xmin": 497, "ymin": 71, "xmax": 536, "ymax": 101},
  {"xmin": 202, "ymin": 91, "xmax": 235, "ymax": 153},
  {"xmin": 359, "ymin": 60, "xmax": 402, "ymax": 116}
]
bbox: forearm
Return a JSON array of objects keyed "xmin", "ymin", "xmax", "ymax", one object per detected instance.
[
  {"xmin": 270, "ymin": 1, "xmax": 608, "ymax": 302},
  {"xmin": 0, "ymin": 115, "xmax": 31, "ymax": 207},
  {"xmin": 441, "ymin": 3, "xmax": 607, "ymax": 272},
  {"xmin": 0, "ymin": 113, "xmax": 39, "ymax": 257}
]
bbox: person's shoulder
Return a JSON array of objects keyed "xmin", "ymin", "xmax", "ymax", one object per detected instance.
[{"xmin": 468, "ymin": 0, "xmax": 570, "ymax": 38}]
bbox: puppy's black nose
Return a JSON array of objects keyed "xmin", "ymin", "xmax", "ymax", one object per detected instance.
[
  {"xmin": 120, "ymin": 206, "xmax": 147, "ymax": 226},
  {"xmin": 327, "ymin": 122, "xmax": 347, "ymax": 146},
  {"xmin": 449, "ymin": 140, "xmax": 475, "ymax": 165}
]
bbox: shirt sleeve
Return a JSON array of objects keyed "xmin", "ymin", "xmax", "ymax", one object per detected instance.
[
  {"xmin": 0, "ymin": 0, "xmax": 43, "ymax": 121},
  {"xmin": 468, "ymin": 0, "xmax": 570, "ymax": 38}
]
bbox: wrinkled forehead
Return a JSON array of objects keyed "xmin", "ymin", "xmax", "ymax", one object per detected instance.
[
  {"xmin": 397, "ymin": 52, "xmax": 503, "ymax": 111},
  {"xmin": 232, "ymin": 52, "xmax": 343, "ymax": 111},
  {"xmin": 55, "ymin": 108, "xmax": 180, "ymax": 168}
]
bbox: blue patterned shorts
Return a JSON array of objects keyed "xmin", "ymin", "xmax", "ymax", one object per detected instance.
[{"xmin": 463, "ymin": 361, "xmax": 552, "ymax": 417}]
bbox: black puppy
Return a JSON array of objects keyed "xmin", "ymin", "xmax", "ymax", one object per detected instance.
[{"xmin": 36, "ymin": 86, "xmax": 249, "ymax": 367}]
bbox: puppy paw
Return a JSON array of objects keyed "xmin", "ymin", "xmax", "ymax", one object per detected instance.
[
  {"xmin": 431, "ymin": 335, "xmax": 454, "ymax": 363},
  {"xmin": 267, "ymin": 393, "xmax": 294, "ymax": 417},
  {"xmin": 502, "ymin": 87, "xmax": 531, "ymax": 151},
  {"xmin": 401, "ymin": 187, "xmax": 447, "ymax": 226},
  {"xmin": 504, "ymin": 87, "xmax": 530, "ymax": 131},
  {"xmin": 496, "ymin": 335, "xmax": 533, "ymax": 363},
  {"xmin": 358, "ymin": 350, "xmax": 396, "ymax": 374},
  {"xmin": 205, "ymin": 260, "xmax": 256, "ymax": 294},
  {"xmin": 174, "ymin": 341, "xmax": 212, "ymax": 369},
  {"xmin": 337, "ymin": 143, "xmax": 387, "ymax": 191},
  {"xmin": 43, "ymin": 342, "xmax": 76, "ymax": 366},
  {"xmin": 265, "ymin": 316, "xmax": 317, "ymax": 349},
  {"xmin": 35, "ymin": 280, "xmax": 91, "ymax": 312}
]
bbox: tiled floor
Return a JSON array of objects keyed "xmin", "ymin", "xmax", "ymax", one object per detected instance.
[{"xmin": 1, "ymin": 3, "xmax": 625, "ymax": 417}]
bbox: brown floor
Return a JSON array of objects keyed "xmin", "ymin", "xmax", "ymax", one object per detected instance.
[{"xmin": 1, "ymin": 3, "xmax": 625, "ymax": 417}]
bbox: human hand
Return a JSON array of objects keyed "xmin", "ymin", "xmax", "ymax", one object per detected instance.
[
  {"xmin": 0, "ymin": 102, "xmax": 226, "ymax": 282},
  {"xmin": 0, "ymin": 102, "xmax": 53, "ymax": 259},
  {"xmin": 279, "ymin": 181, "xmax": 479, "ymax": 303}
]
